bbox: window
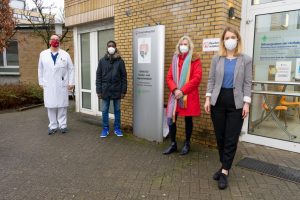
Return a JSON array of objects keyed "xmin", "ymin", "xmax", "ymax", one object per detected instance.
[
  {"xmin": 252, "ymin": 0, "xmax": 282, "ymax": 5},
  {"xmin": 6, "ymin": 41, "xmax": 19, "ymax": 66},
  {"xmin": 0, "ymin": 50, "xmax": 4, "ymax": 67},
  {"xmin": 0, "ymin": 41, "xmax": 19, "ymax": 74}
]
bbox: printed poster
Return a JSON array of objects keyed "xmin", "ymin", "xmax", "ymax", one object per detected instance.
[
  {"xmin": 275, "ymin": 61, "xmax": 292, "ymax": 82},
  {"xmin": 138, "ymin": 38, "xmax": 151, "ymax": 64}
]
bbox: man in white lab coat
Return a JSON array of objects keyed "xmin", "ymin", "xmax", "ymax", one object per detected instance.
[{"xmin": 38, "ymin": 34, "xmax": 75, "ymax": 135}]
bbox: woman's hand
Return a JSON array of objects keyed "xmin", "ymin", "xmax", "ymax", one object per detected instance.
[
  {"xmin": 204, "ymin": 97, "xmax": 211, "ymax": 114},
  {"xmin": 242, "ymin": 103, "xmax": 250, "ymax": 119},
  {"xmin": 174, "ymin": 89, "xmax": 183, "ymax": 99}
]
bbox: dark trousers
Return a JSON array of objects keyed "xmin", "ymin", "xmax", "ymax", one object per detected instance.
[
  {"xmin": 169, "ymin": 115, "xmax": 193, "ymax": 143},
  {"xmin": 211, "ymin": 88, "xmax": 244, "ymax": 170}
]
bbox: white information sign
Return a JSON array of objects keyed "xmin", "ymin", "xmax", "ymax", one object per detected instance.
[
  {"xmin": 202, "ymin": 38, "xmax": 220, "ymax": 52},
  {"xmin": 133, "ymin": 25, "xmax": 165, "ymax": 142},
  {"xmin": 275, "ymin": 61, "xmax": 292, "ymax": 82}
]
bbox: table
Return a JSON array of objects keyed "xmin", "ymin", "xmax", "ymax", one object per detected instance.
[{"xmin": 252, "ymin": 81, "xmax": 300, "ymax": 140}]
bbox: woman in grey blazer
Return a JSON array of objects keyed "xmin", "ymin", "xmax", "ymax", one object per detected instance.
[{"xmin": 204, "ymin": 26, "xmax": 252, "ymax": 190}]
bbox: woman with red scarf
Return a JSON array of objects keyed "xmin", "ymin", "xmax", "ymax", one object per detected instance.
[{"xmin": 163, "ymin": 36, "xmax": 202, "ymax": 155}]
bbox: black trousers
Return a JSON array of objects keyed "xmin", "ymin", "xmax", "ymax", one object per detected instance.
[
  {"xmin": 169, "ymin": 115, "xmax": 193, "ymax": 143},
  {"xmin": 211, "ymin": 88, "xmax": 244, "ymax": 170}
]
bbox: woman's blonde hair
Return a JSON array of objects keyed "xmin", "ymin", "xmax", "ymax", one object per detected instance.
[
  {"xmin": 175, "ymin": 35, "xmax": 194, "ymax": 54},
  {"xmin": 219, "ymin": 26, "xmax": 243, "ymax": 57}
]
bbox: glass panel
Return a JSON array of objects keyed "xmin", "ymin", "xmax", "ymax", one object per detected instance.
[
  {"xmin": 80, "ymin": 33, "xmax": 91, "ymax": 90},
  {"xmin": 249, "ymin": 10, "xmax": 300, "ymax": 143},
  {"xmin": 82, "ymin": 92, "xmax": 91, "ymax": 109},
  {"xmin": 98, "ymin": 29, "xmax": 114, "ymax": 60},
  {"xmin": 0, "ymin": 51, "xmax": 4, "ymax": 67},
  {"xmin": 252, "ymin": 0, "xmax": 282, "ymax": 5},
  {"xmin": 97, "ymin": 29, "xmax": 115, "ymax": 113},
  {"xmin": 6, "ymin": 41, "xmax": 19, "ymax": 66}
]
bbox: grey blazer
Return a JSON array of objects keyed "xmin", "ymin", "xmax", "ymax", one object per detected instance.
[{"xmin": 206, "ymin": 54, "xmax": 252, "ymax": 109}]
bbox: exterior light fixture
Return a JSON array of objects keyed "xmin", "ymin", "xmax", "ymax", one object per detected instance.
[
  {"xmin": 228, "ymin": 7, "xmax": 241, "ymax": 20},
  {"xmin": 125, "ymin": 9, "xmax": 132, "ymax": 17}
]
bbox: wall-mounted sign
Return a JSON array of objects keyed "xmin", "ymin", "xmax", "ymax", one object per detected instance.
[
  {"xmin": 275, "ymin": 61, "xmax": 292, "ymax": 82},
  {"xmin": 254, "ymin": 30, "xmax": 300, "ymax": 64},
  {"xmin": 202, "ymin": 38, "xmax": 220, "ymax": 52}
]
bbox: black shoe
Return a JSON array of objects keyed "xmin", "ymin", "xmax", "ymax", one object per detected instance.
[
  {"xmin": 60, "ymin": 128, "xmax": 68, "ymax": 134},
  {"xmin": 218, "ymin": 173, "xmax": 228, "ymax": 190},
  {"xmin": 213, "ymin": 168, "xmax": 222, "ymax": 180},
  {"xmin": 180, "ymin": 141, "xmax": 190, "ymax": 155},
  {"xmin": 48, "ymin": 128, "xmax": 57, "ymax": 135},
  {"xmin": 163, "ymin": 142, "xmax": 177, "ymax": 155}
]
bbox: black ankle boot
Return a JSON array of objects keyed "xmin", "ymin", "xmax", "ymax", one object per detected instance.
[
  {"xmin": 214, "ymin": 168, "xmax": 229, "ymax": 181},
  {"xmin": 163, "ymin": 142, "xmax": 177, "ymax": 155},
  {"xmin": 218, "ymin": 173, "xmax": 228, "ymax": 190},
  {"xmin": 180, "ymin": 141, "xmax": 190, "ymax": 155},
  {"xmin": 213, "ymin": 168, "xmax": 222, "ymax": 180}
]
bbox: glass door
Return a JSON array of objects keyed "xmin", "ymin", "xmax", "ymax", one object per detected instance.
[
  {"xmin": 78, "ymin": 28, "xmax": 115, "ymax": 115},
  {"xmin": 80, "ymin": 33, "xmax": 91, "ymax": 110},
  {"xmin": 241, "ymin": 0, "xmax": 300, "ymax": 152},
  {"xmin": 97, "ymin": 29, "xmax": 115, "ymax": 114},
  {"xmin": 249, "ymin": 10, "xmax": 300, "ymax": 143}
]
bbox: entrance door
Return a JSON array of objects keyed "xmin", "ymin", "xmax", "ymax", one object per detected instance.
[
  {"xmin": 241, "ymin": 0, "xmax": 300, "ymax": 153},
  {"xmin": 75, "ymin": 25, "xmax": 114, "ymax": 116},
  {"xmin": 97, "ymin": 29, "xmax": 114, "ymax": 115}
]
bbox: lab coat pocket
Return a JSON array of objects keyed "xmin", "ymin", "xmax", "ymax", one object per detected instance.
[
  {"xmin": 61, "ymin": 77, "xmax": 68, "ymax": 87},
  {"xmin": 56, "ymin": 58, "xmax": 67, "ymax": 68},
  {"xmin": 57, "ymin": 58, "xmax": 68, "ymax": 77}
]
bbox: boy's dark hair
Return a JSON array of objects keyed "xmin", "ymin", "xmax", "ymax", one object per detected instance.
[{"xmin": 107, "ymin": 40, "xmax": 116, "ymax": 47}]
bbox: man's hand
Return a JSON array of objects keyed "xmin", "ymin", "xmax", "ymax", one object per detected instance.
[
  {"xmin": 68, "ymin": 85, "xmax": 75, "ymax": 90},
  {"xmin": 97, "ymin": 93, "xmax": 103, "ymax": 99},
  {"xmin": 121, "ymin": 93, "xmax": 125, "ymax": 99}
]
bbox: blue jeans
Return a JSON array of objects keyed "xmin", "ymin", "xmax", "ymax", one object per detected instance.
[{"xmin": 102, "ymin": 98, "xmax": 121, "ymax": 130}]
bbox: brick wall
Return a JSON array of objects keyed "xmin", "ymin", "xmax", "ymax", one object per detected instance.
[
  {"xmin": 114, "ymin": 0, "xmax": 242, "ymax": 147},
  {"xmin": 17, "ymin": 30, "xmax": 74, "ymax": 84}
]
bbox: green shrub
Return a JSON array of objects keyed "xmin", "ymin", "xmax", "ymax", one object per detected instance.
[{"xmin": 0, "ymin": 83, "xmax": 43, "ymax": 110}]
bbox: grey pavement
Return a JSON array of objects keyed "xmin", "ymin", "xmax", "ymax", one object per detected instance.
[{"xmin": 0, "ymin": 101, "xmax": 300, "ymax": 200}]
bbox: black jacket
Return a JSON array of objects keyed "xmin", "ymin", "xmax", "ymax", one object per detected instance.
[{"xmin": 96, "ymin": 52, "xmax": 127, "ymax": 99}]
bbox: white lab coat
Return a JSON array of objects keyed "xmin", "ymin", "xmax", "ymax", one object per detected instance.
[{"xmin": 38, "ymin": 49, "xmax": 75, "ymax": 108}]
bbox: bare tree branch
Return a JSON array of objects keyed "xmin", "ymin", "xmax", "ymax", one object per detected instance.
[{"xmin": 22, "ymin": 0, "xmax": 69, "ymax": 48}]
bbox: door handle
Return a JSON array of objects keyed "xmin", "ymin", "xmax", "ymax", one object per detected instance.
[{"xmin": 246, "ymin": 19, "xmax": 253, "ymax": 24}]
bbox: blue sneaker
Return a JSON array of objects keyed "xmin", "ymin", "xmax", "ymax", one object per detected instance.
[
  {"xmin": 100, "ymin": 128, "xmax": 109, "ymax": 138},
  {"xmin": 114, "ymin": 128, "xmax": 123, "ymax": 137}
]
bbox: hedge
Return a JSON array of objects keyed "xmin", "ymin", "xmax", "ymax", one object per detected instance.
[{"xmin": 0, "ymin": 83, "xmax": 43, "ymax": 110}]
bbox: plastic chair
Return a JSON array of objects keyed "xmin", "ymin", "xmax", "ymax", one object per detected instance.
[
  {"xmin": 279, "ymin": 96, "xmax": 300, "ymax": 121},
  {"xmin": 261, "ymin": 102, "xmax": 288, "ymax": 128}
]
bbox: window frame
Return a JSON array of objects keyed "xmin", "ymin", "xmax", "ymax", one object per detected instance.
[{"xmin": 0, "ymin": 41, "xmax": 20, "ymax": 75}]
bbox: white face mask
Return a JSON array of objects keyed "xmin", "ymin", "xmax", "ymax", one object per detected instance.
[
  {"xmin": 107, "ymin": 47, "xmax": 116, "ymax": 55},
  {"xmin": 224, "ymin": 39, "xmax": 237, "ymax": 51},
  {"xmin": 179, "ymin": 45, "xmax": 189, "ymax": 53}
]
